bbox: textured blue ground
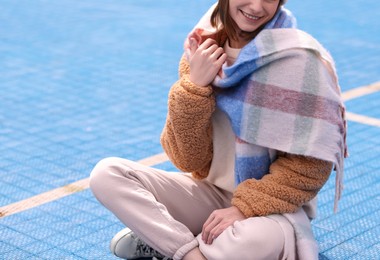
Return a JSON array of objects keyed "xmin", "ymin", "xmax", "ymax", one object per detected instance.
[{"xmin": 0, "ymin": 0, "xmax": 379, "ymax": 259}]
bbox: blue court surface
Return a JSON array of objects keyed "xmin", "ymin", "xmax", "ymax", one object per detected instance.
[{"xmin": 0, "ymin": 0, "xmax": 379, "ymax": 259}]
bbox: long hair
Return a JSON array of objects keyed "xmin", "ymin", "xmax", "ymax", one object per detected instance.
[{"xmin": 210, "ymin": 0, "xmax": 285, "ymax": 42}]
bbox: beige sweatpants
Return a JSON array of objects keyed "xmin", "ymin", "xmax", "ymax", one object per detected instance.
[{"xmin": 90, "ymin": 157, "xmax": 296, "ymax": 260}]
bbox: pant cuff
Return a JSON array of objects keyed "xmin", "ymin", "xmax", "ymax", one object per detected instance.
[{"xmin": 173, "ymin": 238, "xmax": 199, "ymax": 260}]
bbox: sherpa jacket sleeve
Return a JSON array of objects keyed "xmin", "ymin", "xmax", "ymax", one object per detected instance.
[
  {"xmin": 160, "ymin": 54, "xmax": 215, "ymax": 178},
  {"xmin": 232, "ymin": 153, "xmax": 333, "ymax": 217}
]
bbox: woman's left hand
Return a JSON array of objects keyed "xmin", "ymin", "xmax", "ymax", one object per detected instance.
[{"xmin": 202, "ymin": 206, "xmax": 246, "ymax": 245}]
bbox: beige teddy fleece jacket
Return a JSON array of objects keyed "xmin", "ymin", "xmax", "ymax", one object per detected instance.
[{"xmin": 160, "ymin": 55, "xmax": 333, "ymax": 218}]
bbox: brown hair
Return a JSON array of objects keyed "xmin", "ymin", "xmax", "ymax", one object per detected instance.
[{"xmin": 210, "ymin": 0, "xmax": 285, "ymax": 42}]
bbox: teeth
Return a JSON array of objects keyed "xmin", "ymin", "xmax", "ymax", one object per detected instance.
[{"xmin": 242, "ymin": 11, "xmax": 260, "ymax": 20}]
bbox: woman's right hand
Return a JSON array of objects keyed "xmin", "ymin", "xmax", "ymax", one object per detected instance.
[{"xmin": 188, "ymin": 38, "xmax": 227, "ymax": 87}]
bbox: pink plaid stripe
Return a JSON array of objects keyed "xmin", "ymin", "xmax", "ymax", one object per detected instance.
[{"xmin": 245, "ymin": 81, "xmax": 343, "ymax": 126}]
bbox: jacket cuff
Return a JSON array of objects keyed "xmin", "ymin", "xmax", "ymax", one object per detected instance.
[{"xmin": 180, "ymin": 74, "xmax": 213, "ymax": 97}]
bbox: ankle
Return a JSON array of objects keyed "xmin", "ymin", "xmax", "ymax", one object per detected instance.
[{"xmin": 183, "ymin": 247, "xmax": 206, "ymax": 260}]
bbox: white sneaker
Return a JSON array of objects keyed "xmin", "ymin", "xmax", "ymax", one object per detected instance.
[{"xmin": 110, "ymin": 228, "xmax": 171, "ymax": 259}]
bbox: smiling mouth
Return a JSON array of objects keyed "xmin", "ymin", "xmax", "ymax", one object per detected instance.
[{"xmin": 241, "ymin": 10, "xmax": 261, "ymax": 21}]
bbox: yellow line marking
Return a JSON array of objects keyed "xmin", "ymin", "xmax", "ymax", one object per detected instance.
[
  {"xmin": 342, "ymin": 81, "xmax": 380, "ymax": 101},
  {"xmin": 0, "ymin": 153, "xmax": 169, "ymax": 218},
  {"xmin": 346, "ymin": 112, "xmax": 380, "ymax": 128}
]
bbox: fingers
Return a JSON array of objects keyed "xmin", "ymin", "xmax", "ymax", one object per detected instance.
[
  {"xmin": 188, "ymin": 37, "xmax": 198, "ymax": 57},
  {"xmin": 198, "ymin": 38, "xmax": 218, "ymax": 49},
  {"xmin": 202, "ymin": 212, "xmax": 226, "ymax": 245},
  {"xmin": 202, "ymin": 212, "xmax": 214, "ymax": 243},
  {"xmin": 209, "ymin": 46, "xmax": 225, "ymax": 60},
  {"xmin": 198, "ymin": 39, "xmax": 222, "ymax": 58},
  {"xmin": 189, "ymin": 38, "xmax": 218, "ymax": 57},
  {"xmin": 197, "ymin": 41, "xmax": 226, "ymax": 72},
  {"xmin": 202, "ymin": 214, "xmax": 219, "ymax": 244},
  {"xmin": 207, "ymin": 226, "xmax": 222, "ymax": 245},
  {"xmin": 213, "ymin": 52, "xmax": 227, "ymax": 68},
  {"xmin": 201, "ymin": 207, "xmax": 246, "ymax": 245},
  {"xmin": 188, "ymin": 38, "xmax": 226, "ymax": 87},
  {"xmin": 205, "ymin": 41, "xmax": 227, "ymax": 67}
]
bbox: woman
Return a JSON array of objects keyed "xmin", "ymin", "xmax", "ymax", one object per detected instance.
[{"xmin": 90, "ymin": 0, "xmax": 347, "ymax": 259}]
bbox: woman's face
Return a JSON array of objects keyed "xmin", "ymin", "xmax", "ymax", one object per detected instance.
[{"xmin": 228, "ymin": 0, "xmax": 280, "ymax": 33}]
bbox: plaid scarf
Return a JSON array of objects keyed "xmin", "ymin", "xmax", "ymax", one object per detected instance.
[{"xmin": 185, "ymin": 6, "xmax": 348, "ymax": 211}]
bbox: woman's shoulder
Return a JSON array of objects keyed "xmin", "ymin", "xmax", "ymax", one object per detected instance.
[{"xmin": 258, "ymin": 28, "xmax": 332, "ymax": 60}]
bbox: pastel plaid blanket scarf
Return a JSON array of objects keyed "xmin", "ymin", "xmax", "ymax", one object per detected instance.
[
  {"xmin": 185, "ymin": 6, "xmax": 348, "ymax": 211},
  {"xmin": 185, "ymin": 5, "xmax": 348, "ymax": 259}
]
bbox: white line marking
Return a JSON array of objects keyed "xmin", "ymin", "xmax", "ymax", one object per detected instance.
[
  {"xmin": 341, "ymin": 81, "xmax": 380, "ymax": 127},
  {"xmin": 0, "ymin": 153, "xmax": 169, "ymax": 218},
  {"xmin": 346, "ymin": 112, "xmax": 380, "ymax": 128},
  {"xmin": 342, "ymin": 81, "xmax": 380, "ymax": 101}
]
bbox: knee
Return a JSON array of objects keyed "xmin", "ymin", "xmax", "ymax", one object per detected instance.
[
  {"xmin": 89, "ymin": 157, "xmax": 121, "ymax": 199},
  {"xmin": 234, "ymin": 218, "xmax": 286, "ymax": 259},
  {"xmin": 214, "ymin": 217, "xmax": 287, "ymax": 260}
]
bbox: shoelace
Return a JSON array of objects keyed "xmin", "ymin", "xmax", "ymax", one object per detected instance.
[{"xmin": 135, "ymin": 236, "xmax": 168, "ymax": 259}]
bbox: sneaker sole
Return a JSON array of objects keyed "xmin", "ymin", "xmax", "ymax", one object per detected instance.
[{"xmin": 110, "ymin": 227, "xmax": 136, "ymax": 259}]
